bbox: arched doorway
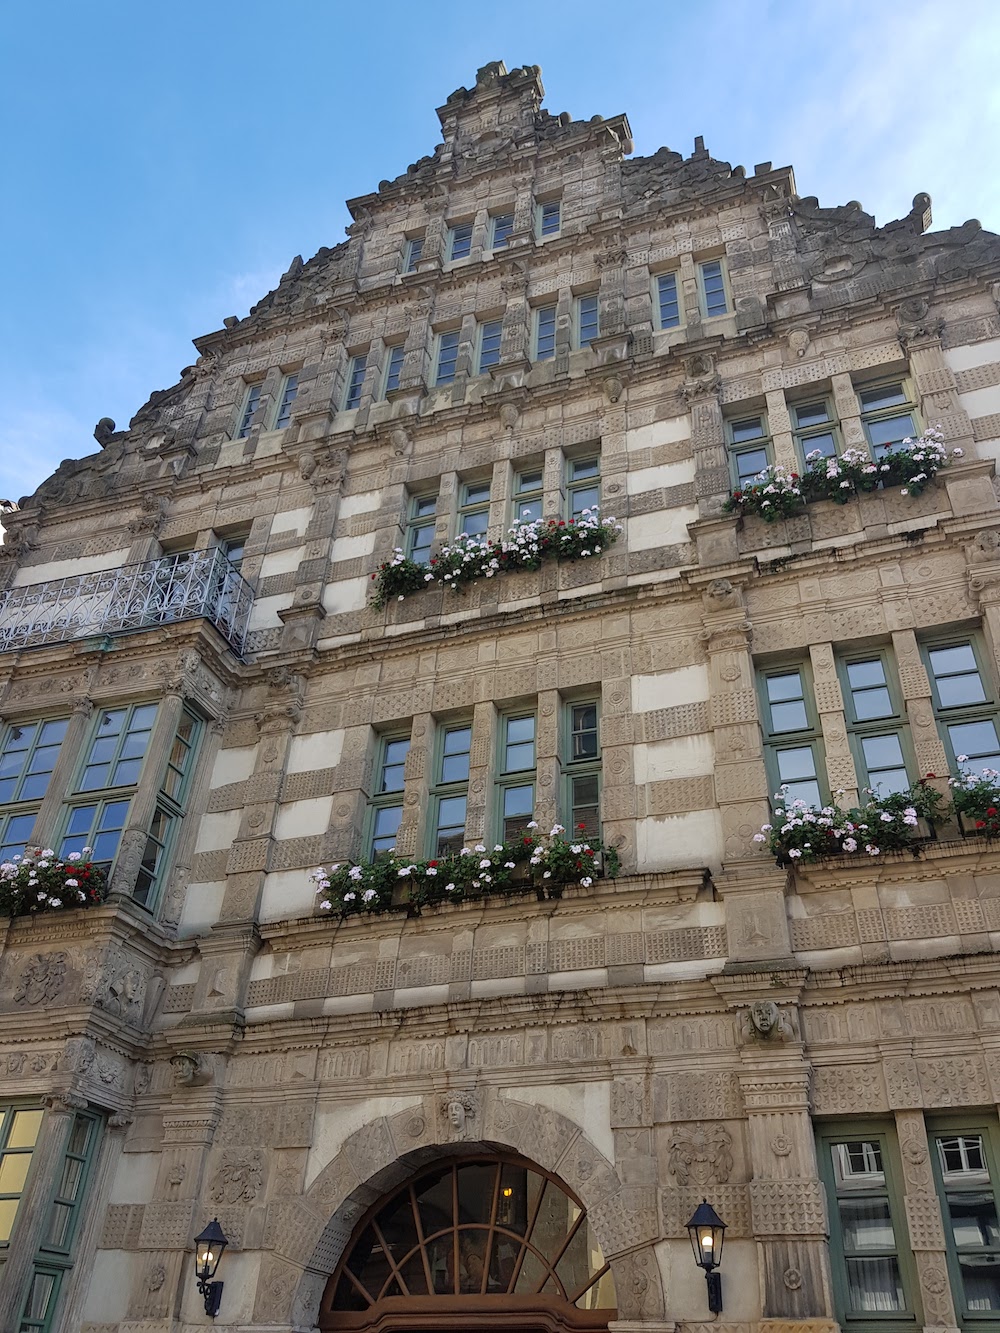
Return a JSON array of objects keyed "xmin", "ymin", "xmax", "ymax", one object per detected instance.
[{"xmin": 319, "ymin": 1153, "xmax": 617, "ymax": 1331}]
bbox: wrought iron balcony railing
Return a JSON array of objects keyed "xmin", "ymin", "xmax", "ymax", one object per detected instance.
[{"xmin": 0, "ymin": 549, "xmax": 254, "ymax": 655}]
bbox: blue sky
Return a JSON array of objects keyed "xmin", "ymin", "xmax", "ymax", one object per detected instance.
[{"xmin": 2, "ymin": 0, "xmax": 998, "ymax": 505}]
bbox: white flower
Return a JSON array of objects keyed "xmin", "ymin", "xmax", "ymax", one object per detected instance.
[
  {"xmin": 504, "ymin": 861, "xmax": 515, "ymax": 869},
  {"xmin": 49, "ymin": 897, "xmax": 63, "ymax": 907},
  {"xmin": 753, "ymin": 833, "xmax": 766, "ymax": 842},
  {"xmin": 67, "ymin": 851, "xmax": 81, "ymax": 862},
  {"xmin": 543, "ymin": 870, "xmax": 551, "ymax": 878},
  {"xmin": 65, "ymin": 878, "xmax": 79, "ymax": 887},
  {"xmin": 445, "ymin": 883, "xmax": 456, "ymax": 892},
  {"xmin": 426, "ymin": 867, "xmax": 437, "ymax": 876},
  {"xmin": 957, "ymin": 755, "xmax": 969, "ymax": 762},
  {"xmin": 526, "ymin": 821, "xmax": 538, "ymax": 829},
  {"xmin": 843, "ymin": 837, "xmax": 858, "ymax": 852},
  {"xmin": 362, "ymin": 888, "xmax": 377, "ymax": 902},
  {"xmin": 474, "ymin": 843, "xmax": 486, "ymax": 853},
  {"xmin": 319, "ymin": 899, "xmax": 332, "ymax": 910},
  {"xmin": 788, "ymin": 848, "xmax": 802, "ymax": 859},
  {"xmin": 349, "ymin": 866, "xmax": 363, "ymax": 881},
  {"xmin": 344, "ymin": 891, "xmax": 356, "ymax": 901},
  {"xmin": 581, "ymin": 876, "xmax": 593, "ymax": 887},
  {"xmin": 549, "ymin": 824, "xmax": 565, "ymax": 835},
  {"xmin": 570, "ymin": 844, "xmax": 582, "ymax": 854},
  {"xmin": 398, "ymin": 594, "xmax": 405, "ymax": 601},
  {"xmin": 42, "ymin": 849, "xmax": 54, "ymax": 858},
  {"xmin": 493, "ymin": 844, "xmax": 504, "ymax": 851},
  {"xmin": 866, "ymin": 845, "xmax": 880, "ymax": 857},
  {"xmin": 479, "ymin": 858, "xmax": 491, "ymax": 869},
  {"xmin": 879, "ymin": 812, "xmax": 893, "ymax": 823}
]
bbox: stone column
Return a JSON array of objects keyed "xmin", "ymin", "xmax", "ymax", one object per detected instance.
[
  {"xmin": 766, "ymin": 388, "xmax": 797, "ymax": 473},
  {"xmin": 893, "ymin": 1109, "xmax": 960, "ymax": 1333},
  {"xmin": 393, "ymin": 712, "xmax": 433, "ymax": 859},
  {"xmin": 0, "ymin": 1092, "xmax": 83, "ymax": 1333},
  {"xmin": 891, "ymin": 630, "xmax": 949, "ymax": 782},
  {"xmin": 325, "ymin": 723, "xmax": 375, "ymax": 863},
  {"xmin": 831, "ymin": 371, "xmax": 865, "ymax": 456},
  {"xmin": 110, "ymin": 689, "xmax": 187, "ymax": 899},
  {"xmin": 809, "ymin": 642, "xmax": 860, "ymax": 806},
  {"xmin": 683, "ymin": 356, "xmax": 731, "ymax": 528},
  {"xmin": 534, "ymin": 689, "xmax": 560, "ymax": 835},
  {"xmin": 464, "ymin": 701, "xmax": 497, "ymax": 845}
]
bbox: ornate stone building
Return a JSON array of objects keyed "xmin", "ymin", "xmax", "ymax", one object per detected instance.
[{"xmin": 3, "ymin": 57, "xmax": 1000, "ymax": 1333}]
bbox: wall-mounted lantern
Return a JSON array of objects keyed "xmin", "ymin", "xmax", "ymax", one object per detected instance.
[
  {"xmin": 685, "ymin": 1198, "xmax": 726, "ymax": 1314},
  {"xmin": 194, "ymin": 1217, "xmax": 229, "ymax": 1318}
]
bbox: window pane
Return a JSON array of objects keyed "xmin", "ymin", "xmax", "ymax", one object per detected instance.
[
  {"xmin": 8, "ymin": 1111, "xmax": 43, "ymax": 1150},
  {"xmin": 736, "ymin": 448, "xmax": 769, "ymax": 483},
  {"xmin": 767, "ymin": 673, "xmax": 804, "ymax": 702},
  {"xmin": 535, "ymin": 305, "xmax": 557, "ymax": 360},
  {"xmin": 958, "ymin": 1256, "xmax": 1000, "ymax": 1310},
  {"xmin": 507, "ymin": 717, "xmax": 535, "ymax": 744},
  {"xmin": 450, "ymin": 223, "xmax": 473, "ymax": 260},
  {"xmin": 803, "ymin": 430, "xmax": 837, "ymax": 458},
  {"xmin": 839, "ymin": 1198, "xmax": 896, "ymax": 1250},
  {"xmin": 795, "ymin": 402, "xmax": 831, "ymax": 427},
  {"xmin": 0, "ymin": 1197, "xmax": 19, "ymax": 1243},
  {"xmin": 770, "ymin": 700, "xmax": 808, "ymax": 732},
  {"xmin": 947, "ymin": 1194, "xmax": 1000, "ymax": 1249},
  {"xmin": 0, "ymin": 1153, "xmax": 32, "ymax": 1193},
  {"xmin": 861, "ymin": 734, "xmax": 906, "ymax": 770},
  {"xmin": 570, "ymin": 484, "xmax": 600, "ymax": 519},
  {"xmin": 847, "ymin": 660, "xmax": 886, "ymax": 689},
  {"xmin": 571, "ymin": 459, "xmax": 599, "ymax": 480},
  {"xmin": 929, "ymin": 643, "xmax": 980, "ymax": 676},
  {"xmin": 505, "ymin": 743, "xmax": 534, "ymax": 772},
  {"xmin": 845, "ymin": 1256, "xmax": 905, "ymax": 1312},
  {"xmin": 372, "ymin": 805, "xmax": 402, "ymax": 852},
  {"xmin": 657, "ymin": 273, "xmax": 680, "ymax": 328},
  {"xmin": 853, "ymin": 688, "xmax": 893, "ymax": 720},
  {"xmin": 776, "ymin": 746, "xmax": 817, "ymax": 781},
  {"xmin": 950, "ymin": 722, "xmax": 1000, "ymax": 772},
  {"xmin": 731, "ymin": 417, "xmax": 766, "ymax": 443},
  {"xmin": 860, "ymin": 384, "xmax": 907, "ymax": 411},
  {"xmin": 868, "ymin": 414, "xmax": 916, "ymax": 454}
]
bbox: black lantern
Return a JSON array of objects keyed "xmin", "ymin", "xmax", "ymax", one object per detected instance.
[
  {"xmin": 685, "ymin": 1198, "xmax": 726, "ymax": 1314},
  {"xmin": 194, "ymin": 1217, "xmax": 229, "ymax": 1318}
]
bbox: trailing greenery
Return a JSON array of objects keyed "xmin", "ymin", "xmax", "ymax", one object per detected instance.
[
  {"xmin": 310, "ymin": 824, "xmax": 620, "ymax": 918},
  {"xmin": 369, "ymin": 510, "xmax": 623, "ymax": 610},
  {"xmin": 724, "ymin": 428, "xmax": 961, "ymax": 523},
  {"xmin": 0, "ymin": 847, "xmax": 109, "ymax": 917}
]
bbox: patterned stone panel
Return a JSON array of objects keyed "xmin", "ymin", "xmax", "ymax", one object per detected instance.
[
  {"xmin": 646, "ymin": 774, "xmax": 716, "ymax": 815},
  {"xmin": 549, "ymin": 936, "xmax": 606, "ymax": 973},
  {"xmin": 269, "ymin": 834, "xmax": 327, "ymax": 873},
  {"xmin": 955, "ymin": 362, "xmax": 1000, "ymax": 393},
  {"xmin": 661, "ymin": 1183, "xmax": 751, "ymax": 1237},
  {"xmin": 811, "ymin": 1064, "xmax": 888, "ymax": 1114},
  {"xmin": 789, "ymin": 913, "xmax": 859, "ymax": 951},
  {"xmin": 138, "ymin": 1200, "xmax": 196, "ymax": 1250},
  {"xmin": 645, "ymin": 925, "xmax": 728, "ymax": 964},
  {"xmin": 952, "ymin": 899, "xmax": 988, "ymax": 933},
  {"xmin": 282, "ymin": 768, "xmax": 337, "ymax": 801},
  {"xmin": 749, "ymin": 1179, "xmax": 827, "ymax": 1236},
  {"xmin": 161, "ymin": 983, "xmax": 195, "ymax": 1013},
  {"xmin": 709, "ymin": 690, "xmax": 758, "ymax": 727},
  {"xmin": 101, "ymin": 1203, "xmax": 145, "ymax": 1249},
  {"xmin": 606, "ymin": 932, "xmax": 643, "ymax": 965},
  {"xmin": 905, "ymin": 1192, "xmax": 947, "ymax": 1250},
  {"xmin": 207, "ymin": 780, "xmax": 248, "ymax": 812},
  {"xmin": 638, "ymin": 701, "xmax": 710, "ymax": 741},
  {"xmin": 882, "ymin": 903, "xmax": 957, "ymax": 939},
  {"xmin": 587, "ymin": 1188, "xmax": 658, "ymax": 1256},
  {"xmin": 189, "ymin": 849, "xmax": 228, "ymax": 882},
  {"xmin": 918, "ymin": 1055, "xmax": 991, "ymax": 1107},
  {"xmin": 653, "ymin": 1071, "xmax": 743, "ymax": 1123},
  {"xmin": 972, "ymin": 414, "xmax": 1000, "ymax": 442},
  {"xmin": 471, "ymin": 946, "xmax": 525, "ymax": 980}
]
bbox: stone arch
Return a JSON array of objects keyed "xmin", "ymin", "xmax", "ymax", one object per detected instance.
[{"xmin": 257, "ymin": 1087, "xmax": 665, "ymax": 1328}]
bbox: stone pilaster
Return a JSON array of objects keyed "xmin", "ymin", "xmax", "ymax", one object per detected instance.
[
  {"xmin": 894, "ymin": 1109, "xmax": 960, "ymax": 1333},
  {"xmin": 534, "ymin": 689, "xmax": 560, "ymax": 834},
  {"xmin": 28, "ymin": 695, "xmax": 95, "ymax": 847},
  {"xmin": 683, "ymin": 355, "xmax": 729, "ymax": 520},
  {"xmin": 464, "ymin": 700, "xmax": 497, "ymax": 844},
  {"xmin": 766, "ymin": 388, "xmax": 797, "ymax": 473},
  {"xmin": 891, "ymin": 629, "xmax": 949, "ymax": 781},
  {"xmin": 110, "ymin": 689, "xmax": 187, "ymax": 900},
  {"xmin": 393, "ymin": 712, "xmax": 433, "ymax": 858},
  {"xmin": 808, "ymin": 642, "xmax": 859, "ymax": 805}
]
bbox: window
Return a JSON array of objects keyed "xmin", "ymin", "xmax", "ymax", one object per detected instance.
[
  {"xmin": 534, "ymin": 303, "xmax": 557, "ymax": 361},
  {"xmin": 564, "ymin": 700, "xmax": 600, "ymax": 837},
  {"xmin": 274, "ymin": 373, "xmax": 299, "ymax": 429},
  {"xmin": 818, "ymin": 1127, "xmax": 917, "ymax": 1327},
  {"xmin": 404, "ymin": 236, "xmax": 424, "ymax": 273},
  {"xmin": 931, "ymin": 1123, "xmax": 1000, "ymax": 1319},
  {"xmin": 698, "ymin": 259, "xmax": 729, "ymax": 318},
  {"xmin": 513, "ymin": 468, "xmax": 544, "ymax": 524},
  {"xmin": 489, "ymin": 212, "xmax": 513, "ymax": 249},
  {"xmin": 0, "ymin": 1105, "xmax": 44, "ymax": 1255},
  {"xmin": 61, "ymin": 703, "xmax": 157, "ymax": 873},
  {"xmin": 537, "ymin": 200, "xmax": 561, "ymax": 238},
  {"xmin": 925, "ymin": 639, "xmax": 1000, "ymax": 774},
  {"xmin": 382, "ymin": 344, "xmax": 405, "ymax": 397},
  {"xmin": 431, "ymin": 723, "xmax": 471, "ymax": 855},
  {"xmin": 727, "ymin": 415, "xmax": 772, "ymax": 489},
  {"xmin": 477, "ymin": 319, "xmax": 502, "ymax": 373},
  {"xmin": 448, "ymin": 222, "xmax": 473, "ymax": 261},
  {"xmin": 458, "ymin": 481, "xmax": 491, "ymax": 542},
  {"xmin": 406, "ymin": 494, "xmax": 437, "ymax": 561},
  {"xmin": 840, "ymin": 653, "xmax": 911, "ymax": 796},
  {"xmin": 435, "ymin": 330, "xmax": 460, "ymax": 385},
  {"xmin": 18, "ymin": 1110, "xmax": 102, "ymax": 1333},
  {"xmin": 235, "ymin": 383, "xmax": 261, "ymax": 439},
  {"xmin": 220, "ymin": 536, "xmax": 246, "ymax": 572},
  {"xmin": 0, "ymin": 719, "xmax": 68, "ymax": 859},
  {"xmin": 343, "ymin": 355, "xmax": 367, "ymax": 410},
  {"xmin": 567, "ymin": 456, "xmax": 600, "ymax": 519},
  {"xmin": 134, "ymin": 708, "xmax": 200, "ymax": 909},
  {"xmin": 759, "ymin": 665, "xmax": 824, "ymax": 807},
  {"xmin": 858, "ymin": 382, "xmax": 918, "ymax": 459},
  {"xmin": 369, "ymin": 734, "xmax": 410, "ymax": 856},
  {"xmin": 498, "ymin": 712, "xmax": 536, "ymax": 840},
  {"xmin": 792, "ymin": 398, "xmax": 839, "ymax": 462},
  {"xmin": 576, "ymin": 294, "xmax": 599, "ymax": 349},
  {"xmin": 655, "ymin": 271, "xmax": 681, "ymax": 329}
]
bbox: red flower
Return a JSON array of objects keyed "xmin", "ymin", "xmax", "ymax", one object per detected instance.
[
  {"xmin": 977, "ymin": 820, "xmax": 986, "ymax": 829},
  {"xmin": 925, "ymin": 772, "xmax": 936, "ymax": 780},
  {"xmin": 989, "ymin": 808, "xmax": 997, "ymax": 817},
  {"xmin": 428, "ymin": 860, "xmax": 438, "ymax": 867},
  {"xmin": 577, "ymin": 823, "xmax": 586, "ymax": 830},
  {"xmin": 523, "ymin": 836, "xmax": 533, "ymax": 844}
]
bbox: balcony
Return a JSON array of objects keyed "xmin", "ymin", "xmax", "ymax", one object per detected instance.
[{"xmin": 0, "ymin": 549, "xmax": 253, "ymax": 655}]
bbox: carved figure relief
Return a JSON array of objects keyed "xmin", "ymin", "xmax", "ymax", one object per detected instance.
[
  {"xmin": 442, "ymin": 1094, "xmax": 476, "ymax": 1135},
  {"xmin": 14, "ymin": 953, "xmax": 67, "ymax": 1006},
  {"xmin": 741, "ymin": 1000, "xmax": 796, "ymax": 1042},
  {"xmin": 210, "ymin": 1151, "xmax": 264, "ymax": 1204},
  {"xmin": 667, "ymin": 1124, "xmax": 734, "ymax": 1185}
]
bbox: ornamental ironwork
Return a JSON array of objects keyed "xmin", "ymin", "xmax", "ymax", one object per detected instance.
[{"xmin": 0, "ymin": 549, "xmax": 253, "ymax": 655}]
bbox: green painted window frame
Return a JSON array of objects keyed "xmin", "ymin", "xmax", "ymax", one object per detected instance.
[
  {"xmin": 382, "ymin": 344, "xmax": 406, "ymax": 398},
  {"xmin": 816, "ymin": 1122, "xmax": 921, "ymax": 1333},
  {"xmin": 654, "ymin": 270, "xmax": 682, "ymax": 330},
  {"xmin": 273, "ymin": 372, "xmax": 299, "ymax": 429},
  {"xmin": 562, "ymin": 698, "xmax": 601, "ymax": 839},
  {"xmin": 536, "ymin": 199, "xmax": 561, "ymax": 239},
  {"xmin": 366, "ymin": 731, "xmax": 411, "ymax": 859},
  {"xmin": 403, "ymin": 235, "xmax": 424, "ymax": 273},
  {"xmin": 457, "ymin": 479, "xmax": 491, "ymax": 542},
  {"xmin": 857, "ymin": 379, "xmax": 921, "ymax": 460},
  {"xmin": 496, "ymin": 711, "xmax": 536, "ymax": 842},
  {"xmin": 697, "ymin": 257, "xmax": 730, "ymax": 318},
  {"xmin": 512, "ymin": 466, "xmax": 544, "ymax": 525},
  {"xmin": 435, "ymin": 329, "xmax": 461, "ymax": 386},
  {"xmin": 726, "ymin": 413, "xmax": 773, "ymax": 489},
  {"xmin": 0, "ymin": 1104, "xmax": 45, "ymax": 1258},
  {"xmin": 575, "ymin": 293, "xmax": 599, "ymax": 349},
  {"xmin": 343, "ymin": 354, "xmax": 368, "ymax": 410},
  {"xmin": 921, "ymin": 634, "xmax": 1000, "ymax": 776},
  {"xmin": 477, "ymin": 319, "xmax": 503, "ymax": 374},
  {"xmin": 235, "ymin": 381, "xmax": 262, "ymax": 439},
  {"xmin": 447, "ymin": 221, "xmax": 474, "ymax": 262},
  {"xmin": 489, "ymin": 212, "xmax": 514, "ymax": 250},
  {"xmin": 133, "ymin": 707, "xmax": 201, "ymax": 911},
  {"xmin": 534, "ymin": 302, "xmax": 557, "ymax": 361},
  {"xmin": 429, "ymin": 721, "xmax": 473, "ymax": 856},
  {"xmin": 791, "ymin": 396, "xmax": 841, "ymax": 466},
  {"xmin": 0, "ymin": 717, "xmax": 69, "ymax": 860},
  {"xmin": 405, "ymin": 492, "xmax": 437, "ymax": 562},
  {"xmin": 928, "ymin": 1114, "xmax": 1000, "ymax": 1328},
  {"xmin": 836, "ymin": 650, "xmax": 914, "ymax": 797},
  {"xmin": 757, "ymin": 660, "xmax": 827, "ymax": 809},
  {"xmin": 566, "ymin": 454, "xmax": 601, "ymax": 521}
]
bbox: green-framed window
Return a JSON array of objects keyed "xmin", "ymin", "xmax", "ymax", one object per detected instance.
[
  {"xmin": 406, "ymin": 493, "xmax": 437, "ymax": 561},
  {"xmin": 489, "ymin": 212, "xmax": 513, "ymax": 249},
  {"xmin": 0, "ymin": 718, "xmax": 68, "ymax": 859},
  {"xmin": 477, "ymin": 319, "xmax": 503, "ymax": 373},
  {"xmin": 134, "ymin": 708, "xmax": 200, "ymax": 909},
  {"xmin": 431, "ymin": 723, "xmax": 472, "ymax": 856},
  {"xmin": 435, "ymin": 330, "xmax": 460, "ymax": 386},
  {"xmin": 18, "ymin": 1110, "xmax": 102, "ymax": 1333},
  {"xmin": 793, "ymin": 398, "xmax": 840, "ymax": 463},
  {"xmin": 448, "ymin": 222, "xmax": 473, "ymax": 262},
  {"xmin": 498, "ymin": 712, "xmax": 536, "ymax": 841},
  {"xmin": 235, "ymin": 382, "xmax": 262, "ymax": 439},
  {"xmin": 858, "ymin": 381, "xmax": 919, "ymax": 460},
  {"xmin": 698, "ymin": 258, "xmax": 729, "ymax": 318},
  {"xmin": 273, "ymin": 372, "xmax": 299, "ymax": 429},
  {"xmin": 817, "ymin": 1124, "xmax": 919, "ymax": 1331},
  {"xmin": 564, "ymin": 700, "xmax": 600, "ymax": 838},
  {"xmin": 838, "ymin": 652, "xmax": 912, "ymax": 796},
  {"xmin": 727, "ymin": 414, "xmax": 772, "ymax": 489},
  {"xmin": 576, "ymin": 294, "xmax": 599, "ymax": 349},
  {"xmin": 567, "ymin": 455, "xmax": 600, "ymax": 520},
  {"xmin": 536, "ymin": 200, "xmax": 561, "ymax": 238},
  {"xmin": 924, "ymin": 637, "xmax": 1000, "ymax": 775},
  {"xmin": 458, "ymin": 481, "xmax": 491, "ymax": 542},
  {"xmin": 0, "ymin": 1105, "xmax": 45, "ymax": 1254},
  {"xmin": 929, "ymin": 1119, "xmax": 1000, "ymax": 1322},
  {"xmin": 758, "ymin": 663, "xmax": 825, "ymax": 808},
  {"xmin": 403, "ymin": 235, "xmax": 424, "ymax": 273},
  {"xmin": 77, "ymin": 704, "xmax": 157, "ymax": 793},
  {"xmin": 219, "ymin": 534, "xmax": 247, "ymax": 573},
  {"xmin": 368, "ymin": 733, "xmax": 410, "ymax": 857},
  {"xmin": 343, "ymin": 354, "xmax": 367, "ymax": 410},
  {"xmin": 513, "ymin": 467, "xmax": 544, "ymax": 525},
  {"xmin": 382, "ymin": 344, "xmax": 406, "ymax": 398},
  {"xmin": 655, "ymin": 271, "xmax": 681, "ymax": 330},
  {"xmin": 534, "ymin": 303, "xmax": 557, "ymax": 361}
]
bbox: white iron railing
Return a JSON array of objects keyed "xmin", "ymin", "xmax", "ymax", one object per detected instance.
[{"xmin": 0, "ymin": 549, "xmax": 254, "ymax": 655}]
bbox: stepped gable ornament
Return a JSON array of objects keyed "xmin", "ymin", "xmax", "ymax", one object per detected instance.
[{"xmin": 740, "ymin": 1000, "xmax": 796, "ymax": 1043}]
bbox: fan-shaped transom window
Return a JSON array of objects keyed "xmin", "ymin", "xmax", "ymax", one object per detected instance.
[{"xmin": 321, "ymin": 1155, "xmax": 616, "ymax": 1329}]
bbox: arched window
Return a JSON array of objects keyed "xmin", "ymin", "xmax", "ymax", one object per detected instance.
[{"xmin": 320, "ymin": 1154, "xmax": 616, "ymax": 1330}]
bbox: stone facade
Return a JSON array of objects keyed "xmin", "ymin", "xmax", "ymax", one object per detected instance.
[{"xmin": 1, "ymin": 58, "xmax": 1000, "ymax": 1333}]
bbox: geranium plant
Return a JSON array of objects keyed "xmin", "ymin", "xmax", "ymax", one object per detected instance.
[
  {"xmin": 949, "ymin": 765, "xmax": 1000, "ymax": 838},
  {"xmin": 369, "ymin": 509, "xmax": 623, "ymax": 609},
  {"xmin": 756, "ymin": 783, "xmax": 940, "ymax": 866},
  {"xmin": 309, "ymin": 827, "xmax": 619, "ymax": 918},
  {"xmin": 722, "ymin": 464, "xmax": 803, "ymax": 523},
  {"xmin": 0, "ymin": 847, "xmax": 108, "ymax": 918}
]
